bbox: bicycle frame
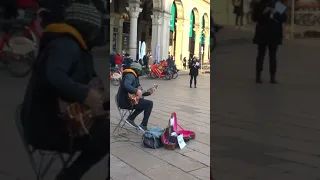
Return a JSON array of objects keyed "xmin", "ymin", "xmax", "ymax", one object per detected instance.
[{"xmin": 150, "ymin": 65, "xmax": 166, "ymax": 78}]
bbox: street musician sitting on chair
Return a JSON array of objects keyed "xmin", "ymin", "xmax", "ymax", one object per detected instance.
[{"xmin": 117, "ymin": 62, "xmax": 156, "ymax": 132}]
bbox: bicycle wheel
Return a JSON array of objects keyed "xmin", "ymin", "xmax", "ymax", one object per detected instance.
[
  {"xmin": 111, "ymin": 72, "xmax": 121, "ymax": 86},
  {"xmin": 5, "ymin": 26, "xmax": 38, "ymax": 77},
  {"xmin": 149, "ymin": 72, "xmax": 157, "ymax": 79},
  {"xmin": 5, "ymin": 51, "xmax": 34, "ymax": 77},
  {"xmin": 172, "ymin": 72, "xmax": 178, "ymax": 79},
  {"xmin": 163, "ymin": 71, "xmax": 172, "ymax": 80}
]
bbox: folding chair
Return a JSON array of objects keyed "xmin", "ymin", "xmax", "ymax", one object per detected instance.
[
  {"xmin": 113, "ymin": 94, "xmax": 138, "ymax": 133},
  {"xmin": 15, "ymin": 105, "xmax": 76, "ymax": 180}
]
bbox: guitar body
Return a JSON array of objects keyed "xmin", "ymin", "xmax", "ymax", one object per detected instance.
[
  {"xmin": 59, "ymin": 77, "xmax": 108, "ymax": 137},
  {"xmin": 128, "ymin": 84, "xmax": 158, "ymax": 105}
]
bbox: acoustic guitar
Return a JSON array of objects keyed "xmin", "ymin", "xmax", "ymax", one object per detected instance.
[
  {"xmin": 128, "ymin": 84, "xmax": 158, "ymax": 105},
  {"xmin": 59, "ymin": 77, "xmax": 109, "ymax": 137}
]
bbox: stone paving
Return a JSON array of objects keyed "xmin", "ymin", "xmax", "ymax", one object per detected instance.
[
  {"xmin": 212, "ymin": 28, "xmax": 320, "ymax": 179},
  {"xmin": 110, "ymin": 74, "xmax": 210, "ymax": 180}
]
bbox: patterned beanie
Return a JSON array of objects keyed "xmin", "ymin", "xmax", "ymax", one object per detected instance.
[
  {"xmin": 64, "ymin": 2, "xmax": 102, "ymax": 31},
  {"xmin": 130, "ymin": 62, "xmax": 142, "ymax": 72}
]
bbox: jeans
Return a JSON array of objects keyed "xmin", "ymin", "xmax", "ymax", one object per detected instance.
[
  {"xmin": 256, "ymin": 44, "xmax": 278, "ymax": 75},
  {"xmin": 128, "ymin": 99, "xmax": 153, "ymax": 126}
]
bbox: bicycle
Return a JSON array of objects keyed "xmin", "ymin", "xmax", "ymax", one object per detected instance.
[
  {"xmin": 110, "ymin": 66, "xmax": 123, "ymax": 86},
  {"xmin": 149, "ymin": 64, "xmax": 172, "ymax": 80},
  {"xmin": 168, "ymin": 65, "xmax": 179, "ymax": 79},
  {"xmin": 0, "ymin": 7, "xmax": 41, "ymax": 77}
]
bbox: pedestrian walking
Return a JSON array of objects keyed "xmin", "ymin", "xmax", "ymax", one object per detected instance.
[
  {"xmin": 252, "ymin": 0, "xmax": 287, "ymax": 84},
  {"xmin": 189, "ymin": 58, "xmax": 200, "ymax": 88},
  {"xmin": 183, "ymin": 57, "xmax": 187, "ymax": 70},
  {"xmin": 243, "ymin": 0, "xmax": 252, "ymax": 25},
  {"xmin": 232, "ymin": 0, "xmax": 244, "ymax": 28}
]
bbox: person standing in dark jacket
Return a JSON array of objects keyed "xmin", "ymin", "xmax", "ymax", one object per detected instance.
[
  {"xmin": 20, "ymin": 2, "xmax": 109, "ymax": 180},
  {"xmin": 189, "ymin": 58, "xmax": 200, "ymax": 88},
  {"xmin": 117, "ymin": 62, "xmax": 155, "ymax": 132},
  {"xmin": 253, "ymin": 0, "xmax": 286, "ymax": 84}
]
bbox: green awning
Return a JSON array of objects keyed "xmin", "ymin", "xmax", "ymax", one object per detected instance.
[{"xmin": 170, "ymin": 4, "xmax": 176, "ymax": 31}]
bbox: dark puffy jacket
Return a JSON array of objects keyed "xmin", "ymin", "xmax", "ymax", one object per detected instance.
[
  {"xmin": 117, "ymin": 69, "xmax": 140, "ymax": 109},
  {"xmin": 21, "ymin": 23, "xmax": 96, "ymax": 149}
]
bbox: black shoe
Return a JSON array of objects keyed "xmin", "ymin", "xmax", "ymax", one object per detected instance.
[
  {"xmin": 138, "ymin": 125, "xmax": 148, "ymax": 132},
  {"xmin": 194, "ymin": 85, "xmax": 197, "ymax": 88},
  {"xmin": 270, "ymin": 75, "xmax": 277, "ymax": 84},
  {"xmin": 125, "ymin": 119, "xmax": 138, "ymax": 128},
  {"xmin": 190, "ymin": 85, "xmax": 192, "ymax": 88},
  {"xmin": 255, "ymin": 72, "xmax": 262, "ymax": 84}
]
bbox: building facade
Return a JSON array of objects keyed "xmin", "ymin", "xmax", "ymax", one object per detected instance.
[{"xmin": 110, "ymin": 0, "xmax": 210, "ymax": 68}]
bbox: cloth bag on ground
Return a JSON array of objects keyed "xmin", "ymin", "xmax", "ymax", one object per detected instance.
[{"xmin": 142, "ymin": 127, "xmax": 164, "ymax": 149}]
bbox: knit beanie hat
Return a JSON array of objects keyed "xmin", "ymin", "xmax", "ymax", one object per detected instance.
[
  {"xmin": 64, "ymin": 1, "xmax": 102, "ymax": 40},
  {"xmin": 130, "ymin": 62, "xmax": 142, "ymax": 73}
]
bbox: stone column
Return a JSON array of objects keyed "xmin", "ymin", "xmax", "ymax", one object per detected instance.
[
  {"xmin": 117, "ymin": 18, "xmax": 124, "ymax": 53},
  {"xmin": 126, "ymin": 1, "xmax": 142, "ymax": 58},
  {"xmin": 203, "ymin": 28, "xmax": 210, "ymax": 62},
  {"xmin": 151, "ymin": 11, "xmax": 161, "ymax": 62},
  {"xmin": 161, "ymin": 11, "xmax": 171, "ymax": 60},
  {"xmin": 110, "ymin": 16, "xmax": 115, "ymax": 53},
  {"xmin": 193, "ymin": 25, "xmax": 202, "ymax": 58},
  {"xmin": 181, "ymin": 19, "xmax": 190, "ymax": 65},
  {"xmin": 174, "ymin": 19, "xmax": 184, "ymax": 69}
]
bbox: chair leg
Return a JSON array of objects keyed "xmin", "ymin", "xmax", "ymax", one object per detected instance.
[
  {"xmin": 40, "ymin": 154, "xmax": 56, "ymax": 179},
  {"xmin": 25, "ymin": 148, "xmax": 41, "ymax": 179}
]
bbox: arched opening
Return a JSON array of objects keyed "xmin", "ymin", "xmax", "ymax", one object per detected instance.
[
  {"xmin": 202, "ymin": 13, "xmax": 210, "ymax": 61},
  {"xmin": 200, "ymin": 15, "xmax": 205, "ymax": 61},
  {"xmin": 169, "ymin": 2, "xmax": 177, "ymax": 59},
  {"xmin": 189, "ymin": 11, "xmax": 195, "ymax": 59},
  {"xmin": 189, "ymin": 8, "xmax": 199, "ymax": 58},
  {"xmin": 138, "ymin": 1, "xmax": 153, "ymax": 56}
]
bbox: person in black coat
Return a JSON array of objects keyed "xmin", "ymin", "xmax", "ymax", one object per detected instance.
[
  {"xmin": 253, "ymin": 0, "xmax": 286, "ymax": 84},
  {"xmin": 189, "ymin": 58, "xmax": 200, "ymax": 88}
]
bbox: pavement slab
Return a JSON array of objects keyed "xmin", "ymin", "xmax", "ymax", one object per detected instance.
[{"xmin": 212, "ymin": 27, "xmax": 320, "ymax": 179}]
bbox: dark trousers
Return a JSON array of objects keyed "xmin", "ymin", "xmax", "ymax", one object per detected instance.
[
  {"xmin": 33, "ymin": 119, "xmax": 109, "ymax": 180},
  {"xmin": 190, "ymin": 75, "xmax": 197, "ymax": 86},
  {"xmin": 236, "ymin": 15, "xmax": 243, "ymax": 26},
  {"xmin": 256, "ymin": 44, "xmax": 278, "ymax": 76},
  {"xmin": 128, "ymin": 99, "xmax": 153, "ymax": 126}
]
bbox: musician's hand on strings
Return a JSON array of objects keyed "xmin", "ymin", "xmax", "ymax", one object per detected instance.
[
  {"xmin": 84, "ymin": 89, "xmax": 103, "ymax": 114},
  {"xmin": 136, "ymin": 89, "xmax": 143, "ymax": 98}
]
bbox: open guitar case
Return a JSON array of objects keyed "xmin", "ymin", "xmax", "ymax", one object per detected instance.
[{"xmin": 161, "ymin": 112, "xmax": 196, "ymax": 150}]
